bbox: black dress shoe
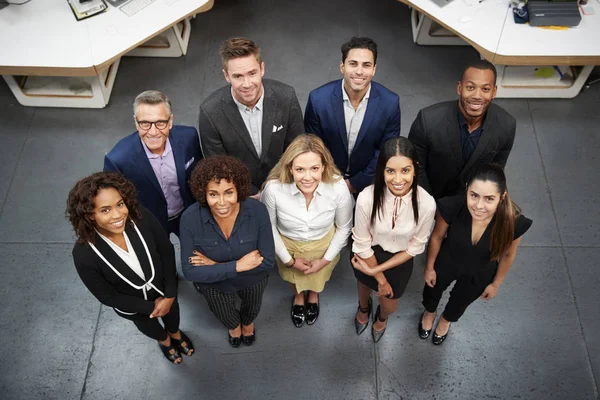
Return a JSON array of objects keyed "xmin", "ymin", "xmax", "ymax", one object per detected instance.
[
  {"xmin": 306, "ymin": 302, "xmax": 319, "ymax": 325},
  {"xmin": 418, "ymin": 311, "xmax": 434, "ymax": 339},
  {"xmin": 291, "ymin": 297, "xmax": 305, "ymax": 327},
  {"xmin": 228, "ymin": 332, "xmax": 242, "ymax": 348},
  {"xmin": 158, "ymin": 341, "xmax": 182, "ymax": 364},
  {"xmin": 242, "ymin": 328, "xmax": 256, "ymax": 346},
  {"xmin": 371, "ymin": 305, "xmax": 388, "ymax": 343},
  {"xmin": 354, "ymin": 297, "xmax": 372, "ymax": 335},
  {"xmin": 432, "ymin": 323, "xmax": 450, "ymax": 345},
  {"xmin": 171, "ymin": 331, "xmax": 195, "ymax": 356}
]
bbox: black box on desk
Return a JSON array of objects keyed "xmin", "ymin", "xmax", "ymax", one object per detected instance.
[{"xmin": 528, "ymin": 0, "xmax": 582, "ymax": 27}]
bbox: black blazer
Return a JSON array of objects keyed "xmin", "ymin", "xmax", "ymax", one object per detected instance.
[
  {"xmin": 408, "ymin": 101, "xmax": 516, "ymax": 199},
  {"xmin": 72, "ymin": 208, "xmax": 178, "ymax": 316},
  {"xmin": 198, "ymin": 78, "xmax": 304, "ymax": 194}
]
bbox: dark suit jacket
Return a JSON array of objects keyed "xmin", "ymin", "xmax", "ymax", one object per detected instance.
[
  {"xmin": 408, "ymin": 101, "xmax": 516, "ymax": 199},
  {"xmin": 304, "ymin": 79, "xmax": 401, "ymax": 192},
  {"xmin": 72, "ymin": 208, "xmax": 178, "ymax": 316},
  {"xmin": 197, "ymin": 78, "xmax": 304, "ymax": 194},
  {"xmin": 103, "ymin": 125, "xmax": 202, "ymax": 232}
]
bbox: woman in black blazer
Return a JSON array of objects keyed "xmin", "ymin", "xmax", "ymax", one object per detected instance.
[{"xmin": 67, "ymin": 172, "xmax": 194, "ymax": 364}]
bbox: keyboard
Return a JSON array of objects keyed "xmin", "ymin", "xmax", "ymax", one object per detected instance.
[{"xmin": 119, "ymin": 0, "xmax": 157, "ymax": 17}]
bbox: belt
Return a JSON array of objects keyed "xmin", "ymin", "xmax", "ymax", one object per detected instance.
[{"xmin": 168, "ymin": 211, "xmax": 183, "ymax": 221}]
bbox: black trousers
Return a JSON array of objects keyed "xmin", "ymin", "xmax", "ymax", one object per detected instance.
[
  {"xmin": 199, "ymin": 277, "xmax": 268, "ymax": 330},
  {"xmin": 422, "ymin": 262, "xmax": 496, "ymax": 322},
  {"xmin": 117, "ymin": 299, "xmax": 181, "ymax": 341}
]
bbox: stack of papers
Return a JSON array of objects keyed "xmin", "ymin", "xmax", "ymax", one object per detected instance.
[{"xmin": 67, "ymin": 0, "xmax": 107, "ymax": 21}]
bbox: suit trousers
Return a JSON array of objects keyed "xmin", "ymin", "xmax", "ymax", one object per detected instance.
[
  {"xmin": 421, "ymin": 262, "xmax": 496, "ymax": 322},
  {"xmin": 117, "ymin": 299, "xmax": 181, "ymax": 341},
  {"xmin": 199, "ymin": 277, "xmax": 268, "ymax": 329}
]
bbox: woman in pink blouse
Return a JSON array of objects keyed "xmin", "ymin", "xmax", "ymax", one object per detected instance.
[{"xmin": 351, "ymin": 137, "xmax": 436, "ymax": 342}]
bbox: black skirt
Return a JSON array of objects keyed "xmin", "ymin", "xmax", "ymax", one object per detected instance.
[{"xmin": 352, "ymin": 245, "xmax": 414, "ymax": 300}]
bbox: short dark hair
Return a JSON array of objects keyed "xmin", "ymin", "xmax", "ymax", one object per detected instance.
[
  {"xmin": 220, "ymin": 37, "xmax": 261, "ymax": 71},
  {"xmin": 66, "ymin": 172, "xmax": 142, "ymax": 244},
  {"xmin": 189, "ymin": 156, "xmax": 251, "ymax": 207},
  {"xmin": 461, "ymin": 59, "xmax": 497, "ymax": 85},
  {"xmin": 371, "ymin": 137, "xmax": 420, "ymax": 225},
  {"xmin": 341, "ymin": 37, "xmax": 378, "ymax": 64}
]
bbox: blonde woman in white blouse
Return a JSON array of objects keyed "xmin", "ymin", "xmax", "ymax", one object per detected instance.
[
  {"xmin": 351, "ymin": 137, "xmax": 436, "ymax": 342},
  {"xmin": 261, "ymin": 134, "xmax": 353, "ymax": 327}
]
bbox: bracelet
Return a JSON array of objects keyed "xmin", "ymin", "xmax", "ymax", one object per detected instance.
[{"xmin": 287, "ymin": 257, "xmax": 295, "ymax": 268}]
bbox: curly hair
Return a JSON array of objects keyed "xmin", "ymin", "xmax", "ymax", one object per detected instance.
[
  {"xmin": 66, "ymin": 172, "xmax": 141, "ymax": 244},
  {"xmin": 189, "ymin": 156, "xmax": 251, "ymax": 207}
]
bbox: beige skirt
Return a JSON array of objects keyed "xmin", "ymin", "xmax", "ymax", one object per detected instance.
[{"xmin": 276, "ymin": 227, "xmax": 340, "ymax": 292}]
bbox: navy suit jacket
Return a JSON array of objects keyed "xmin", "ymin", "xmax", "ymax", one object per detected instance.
[
  {"xmin": 304, "ymin": 79, "xmax": 400, "ymax": 192},
  {"xmin": 103, "ymin": 125, "xmax": 202, "ymax": 232}
]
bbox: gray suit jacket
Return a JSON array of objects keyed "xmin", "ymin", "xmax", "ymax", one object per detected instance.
[
  {"xmin": 408, "ymin": 101, "xmax": 516, "ymax": 199},
  {"xmin": 198, "ymin": 78, "xmax": 304, "ymax": 194}
]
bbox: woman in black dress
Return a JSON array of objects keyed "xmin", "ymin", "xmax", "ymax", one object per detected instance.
[
  {"xmin": 68, "ymin": 172, "xmax": 194, "ymax": 364},
  {"xmin": 419, "ymin": 164, "xmax": 532, "ymax": 345}
]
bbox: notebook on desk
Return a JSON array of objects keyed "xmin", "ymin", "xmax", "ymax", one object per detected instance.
[
  {"xmin": 429, "ymin": 0, "xmax": 455, "ymax": 7},
  {"xmin": 105, "ymin": 0, "xmax": 158, "ymax": 16}
]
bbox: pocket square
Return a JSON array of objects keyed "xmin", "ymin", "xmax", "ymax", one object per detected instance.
[
  {"xmin": 272, "ymin": 124, "xmax": 284, "ymax": 133},
  {"xmin": 185, "ymin": 157, "xmax": 195, "ymax": 170}
]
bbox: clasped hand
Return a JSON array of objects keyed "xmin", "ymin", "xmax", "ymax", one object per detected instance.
[
  {"xmin": 189, "ymin": 249, "xmax": 264, "ymax": 273},
  {"xmin": 351, "ymin": 254, "xmax": 378, "ymax": 276},
  {"xmin": 149, "ymin": 296, "xmax": 174, "ymax": 319},
  {"xmin": 291, "ymin": 257, "xmax": 330, "ymax": 275}
]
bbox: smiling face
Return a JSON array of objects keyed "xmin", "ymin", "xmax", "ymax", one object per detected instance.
[
  {"xmin": 466, "ymin": 179, "xmax": 503, "ymax": 222},
  {"xmin": 223, "ymin": 55, "xmax": 265, "ymax": 108},
  {"xmin": 457, "ymin": 67, "xmax": 497, "ymax": 120},
  {"xmin": 135, "ymin": 103, "xmax": 173, "ymax": 155},
  {"xmin": 384, "ymin": 155, "xmax": 414, "ymax": 197},
  {"xmin": 206, "ymin": 179, "xmax": 240, "ymax": 219},
  {"xmin": 91, "ymin": 187, "xmax": 129, "ymax": 239},
  {"xmin": 290, "ymin": 151, "xmax": 324, "ymax": 196},
  {"xmin": 340, "ymin": 48, "xmax": 376, "ymax": 97}
]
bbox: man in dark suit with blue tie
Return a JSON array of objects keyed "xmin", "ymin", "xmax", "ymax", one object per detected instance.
[
  {"xmin": 104, "ymin": 90, "xmax": 202, "ymax": 237},
  {"xmin": 304, "ymin": 37, "xmax": 400, "ymax": 194}
]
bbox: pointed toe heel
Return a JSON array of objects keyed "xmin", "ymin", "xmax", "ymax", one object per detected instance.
[
  {"xmin": 354, "ymin": 297, "xmax": 372, "ymax": 335},
  {"xmin": 371, "ymin": 305, "xmax": 388, "ymax": 343}
]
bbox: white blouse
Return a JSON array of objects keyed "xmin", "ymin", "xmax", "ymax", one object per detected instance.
[
  {"xmin": 352, "ymin": 185, "xmax": 436, "ymax": 259},
  {"xmin": 97, "ymin": 230, "xmax": 146, "ymax": 280},
  {"xmin": 261, "ymin": 178, "xmax": 354, "ymax": 264}
]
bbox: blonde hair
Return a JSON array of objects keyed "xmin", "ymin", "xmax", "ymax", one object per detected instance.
[{"xmin": 264, "ymin": 134, "xmax": 342, "ymax": 186}]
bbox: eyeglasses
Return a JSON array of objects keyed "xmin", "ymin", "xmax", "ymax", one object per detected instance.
[{"xmin": 135, "ymin": 115, "xmax": 171, "ymax": 131}]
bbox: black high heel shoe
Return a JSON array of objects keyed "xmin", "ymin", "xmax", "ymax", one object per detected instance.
[
  {"xmin": 171, "ymin": 331, "xmax": 195, "ymax": 356},
  {"xmin": 242, "ymin": 326, "xmax": 256, "ymax": 346},
  {"xmin": 158, "ymin": 340, "xmax": 182, "ymax": 364},
  {"xmin": 228, "ymin": 331, "xmax": 242, "ymax": 348},
  {"xmin": 354, "ymin": 297, "xmax": 372, "ymax": 335},
  {"xmin": 432, "ymin": 322, "xmax": 451, "ymax": 345},
  {"xmin": 418, "ymin": 311, "xmax": 434, "ymax": 339},
  {"xmin": 371, "ymin": 305, "xmax": 388, "ymax": 343},
  {"xmin": 291, "ymin": 296, "xmax": 306, "ymax": 328}
]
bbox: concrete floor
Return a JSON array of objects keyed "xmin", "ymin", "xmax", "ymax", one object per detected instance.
[{"xmin": 1, "ymin": 0, "xmax": 599, "ymax": 399}]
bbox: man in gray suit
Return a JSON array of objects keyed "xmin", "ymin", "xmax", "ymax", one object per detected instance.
[
  {"xmin": 408, "ymin": 60, "xmax": 516, "ymax": 199},
  {"xmin": 198, "ymin": 37, "xmax": 304, "ymax": 196}
]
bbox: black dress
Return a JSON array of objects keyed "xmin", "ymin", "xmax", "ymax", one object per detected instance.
[{"xmin": 422, "ymin": 195, "xmax": 532, "ymax": 322}]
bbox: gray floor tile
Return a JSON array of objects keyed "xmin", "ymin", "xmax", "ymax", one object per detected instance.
[
  {"xmin": 529, "ymin": 89, "xmax": 600, "ymax": 246},
  {"xmin": 377, "ymin": 248, "xmax": 597, "ymax": 400},
  {"xmin": 0, "ymin": 244, "xmax": 98, "ymax": 400},
  {"xmin": 564, "ymin": 248, "xmax": 600, "ymax": 390}
]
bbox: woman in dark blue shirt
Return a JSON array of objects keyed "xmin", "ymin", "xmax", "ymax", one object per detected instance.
[
  {"xmin": 419, "ymin": 164, "xmax": 532, "ymax": 345},
  {"xmin": 180, "ymin": 156, "xmax": 275, "ymax": 348}
]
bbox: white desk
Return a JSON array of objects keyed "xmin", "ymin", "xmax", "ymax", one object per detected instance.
[
  {"xmin": 398, "ymin": 0, "xmax": 600, "ymax": 98},
  {"xmin": 0, "ymin": 0, "xmax": 214, "ymax": 107}
]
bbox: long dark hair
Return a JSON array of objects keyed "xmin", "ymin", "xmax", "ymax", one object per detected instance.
[
  {"xmin": 467, "ymin": 164, "xmax": 521, "ymax": 261},
  {"xmin": 66, "ymin": 172, "xmax": 142, "ymax": 244},
  {"xmin": 371, "ymin": 137, "xmax": 420, "ymax": 225}
]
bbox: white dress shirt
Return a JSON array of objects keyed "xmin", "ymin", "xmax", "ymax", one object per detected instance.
[
  {"xmin": 342, "ymin": 80, "xmax": 371, "ymax": 161},
  {"xmin": 352, "ymin": 184, "xmax": 436, "ymax": 259},
  {"xmin": 261, "ymin": 177, "xmax": 354, "ymax": 263},
  {"xmin": 232, "ymin": 87, "xmax": 265, "ymax": 157},
  {"xmin": 97, "ymin": 231, "xmax": 146, "ymax": 280}
]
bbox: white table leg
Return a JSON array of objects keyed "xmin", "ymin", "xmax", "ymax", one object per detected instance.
[
  {"xmin": 410, "ymin": 9, "xmax": 467, "ymax": 46},
  {"xmin": 126, "ymin": 18, "xmax": 192, "ymax": 58}
]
